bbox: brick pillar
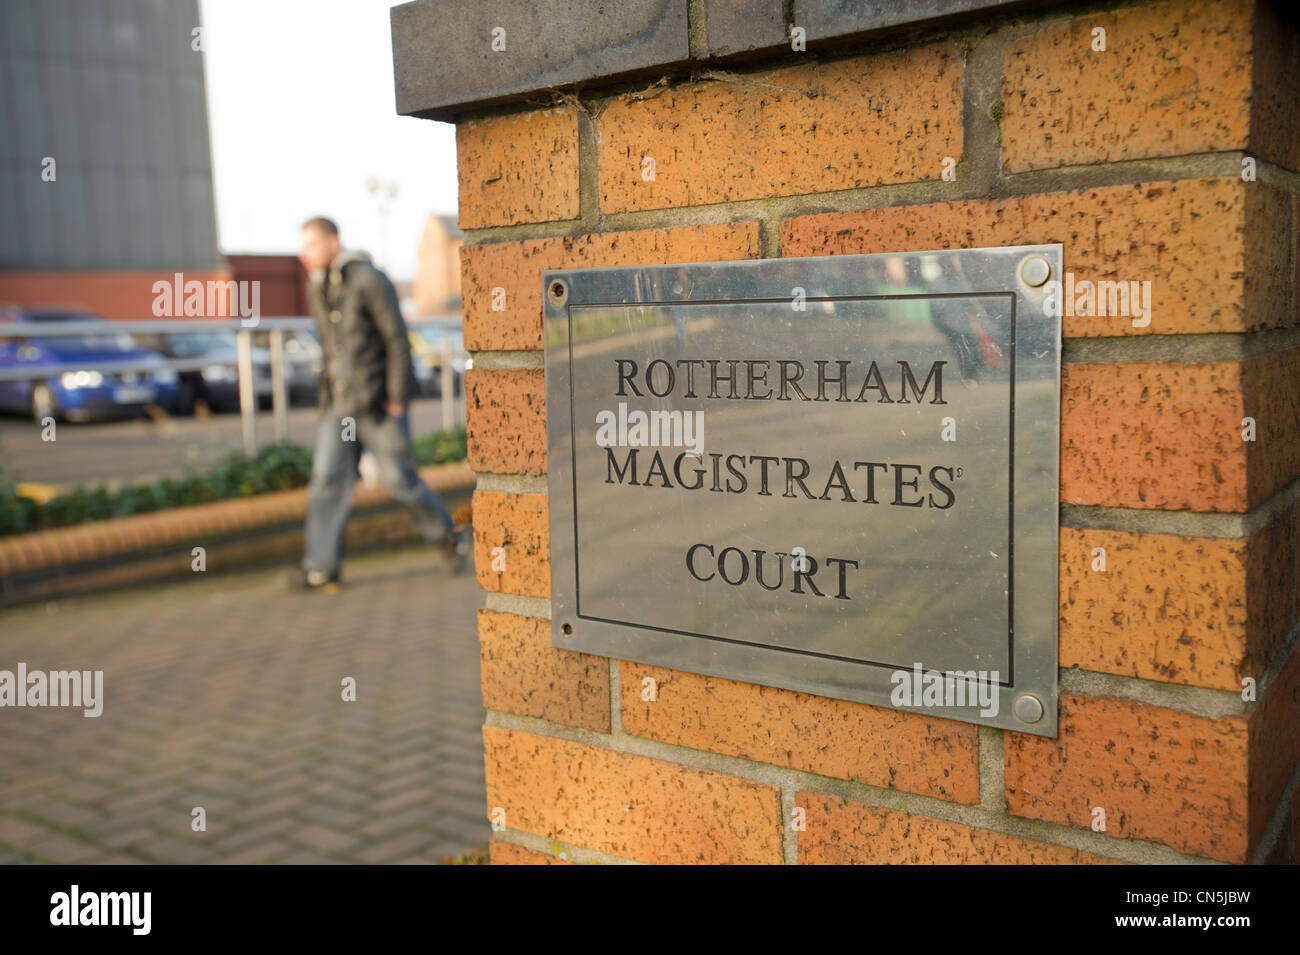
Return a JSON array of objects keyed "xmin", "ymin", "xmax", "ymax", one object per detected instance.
[{"xmin": 392, "ymin": 0, "xmax": 1300, "ymax": 864}]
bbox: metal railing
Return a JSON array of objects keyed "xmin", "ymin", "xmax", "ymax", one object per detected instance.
[
  {"xmin": 0, "ymin": 317, "xmax": 464, "ymax": 456},
  {"xmin": 408, "ymin": 314, "xmax": 464, "ymax": 434}
]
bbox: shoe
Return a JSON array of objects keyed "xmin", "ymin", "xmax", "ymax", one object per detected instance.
[
  {"xmin": 439, "ymin": 524, "xmax": 470, "ymax": 574},
  {"xmin": 282, "ymin": 567, "xmax": 341, "ymax": 594}
]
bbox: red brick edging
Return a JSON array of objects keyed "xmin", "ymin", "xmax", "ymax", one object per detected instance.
[{"xmin": 0, "ymin": 460, "xmax": 475, "ymax": 581}]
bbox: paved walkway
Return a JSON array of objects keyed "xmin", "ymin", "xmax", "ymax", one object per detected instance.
[{"xmin": 0, "ymin": 546, "xmax": 489, "ymax": 864}]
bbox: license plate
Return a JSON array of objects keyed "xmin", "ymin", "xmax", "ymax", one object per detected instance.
[{"xmin": 113, "ymin": 386, "xmax": 155, "ymax": 404}]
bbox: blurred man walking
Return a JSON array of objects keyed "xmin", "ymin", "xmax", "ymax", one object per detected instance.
[{"xmin": 287, "ymin": 216, "xmax": 465, "ymax": 592}]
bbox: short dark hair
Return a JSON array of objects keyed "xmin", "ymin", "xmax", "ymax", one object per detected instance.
[{"xmin": 302, "ymin": 216, "xmax": 339, "ymax": 237}]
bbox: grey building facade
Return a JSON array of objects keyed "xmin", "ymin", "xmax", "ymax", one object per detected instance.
[{"xmin": 0, "ymin": 0, "xmax": 222, "ymax": 272}]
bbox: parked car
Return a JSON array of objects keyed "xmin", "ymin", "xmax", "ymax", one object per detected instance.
[
  {"xmin": 281, "ymin": 327, "xmax": 322, "ymax": 405},
  {"xmin": 143, "ymin": 330, "xmax": 273, "ymax": 414},
  {"xmin": 0, "ymin": 309, "xmax": 179, "ymax": 422},
  {"xmin": 407, "ymin": 319, "xmax": 468, "ymax": 398}
]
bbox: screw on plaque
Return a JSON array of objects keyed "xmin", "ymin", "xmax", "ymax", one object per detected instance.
[
  {"xmin": 1013, "ymin": 693, "xmax": 1044, "ymax": 723},
  {"xmin": 1018, "ymin": 255, "xmax": 1051, "ymax": 288},
  {"xmin": 560, "ymin": 621, "xmax": 574, "ymax": 638},
  {"xmin": 548, "ymin": 279, "xmax": 568, "ymax": 307}
]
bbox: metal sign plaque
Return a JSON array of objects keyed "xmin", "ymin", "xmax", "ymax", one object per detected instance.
[{"xmin": 542, "ymin": 245, "xmax": 1062, "ymax": 736}]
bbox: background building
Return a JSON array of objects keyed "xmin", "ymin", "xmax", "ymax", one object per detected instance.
[
  {"xmin": 413, "ymin": 213, "xmax": 462, "ymax": 317},
  {"xmin": 0, "ymin": 0, "xmax": 305, "ymax": 319}
]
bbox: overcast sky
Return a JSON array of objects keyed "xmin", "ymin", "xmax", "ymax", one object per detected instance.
[{"xmin": 198, "ymin": 0, "xmax": 458, "ymax": 281}]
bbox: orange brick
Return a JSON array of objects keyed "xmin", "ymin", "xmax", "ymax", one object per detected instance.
[
  {"xmin": 460, "ymin": 222, "xmax": 761, "ymax": 351},
  {"xmin": 1001, "ymin": 0, "xmax": 1253, "ymax": 172},
  {"xmin": 1243, "ymin": 348, "xmax": 1300, "ymax": 508},
  {"xmin": 18, "ymin": 535, "xmax": 45, "ymax": 570},
  {"xmin": 170, "ymin": 512, "xmax": 204, "ymax": 542},
  {"xmin": 101, "ymin": 528, "xmax": 130, "ymax": 560},
  {"xmin": 466, "ymin": 368, "xmax": 546, "ymax": 476},
  {"xmin": 1248, "ymin": 645, "xmax": 1300, "ymax": 854},
  {"xmin": 1004, "ymin": 693, "xmax": 1250, "ymax": 862},
  {"xmin": 483, "ymin": 726, "xmax": 783, "ymax": 864},
  {"xmin": 79, "ymin": 529, "xmax": 105, "ymax": 562},
  {"xmin": 798, "ymin": 795, "xmax": 1116, "ymax": 864},
  {"xmin": 1059, "ymin": 527, "xmax": 1252, "ymax": 691},
  {"xmin": 456, "ymin": 107, "xmax": 580, "ymax": 228},
  {"xmin": 598, "ymin": 44, "xmax": 962, "ymax": 214},
  {"xmin": 479, "ymin": 610, "xmax": 610, "ymax": 732},
  {"xmin": 1250, "ymin": 2, "xmax": 1300, "ymax": 174},
  {"xmin": 82, "ymin": 528, "xmax": 111, "ymax": 560},
  {"xmin": 1059, "ymin": 349, "xmax": 1300, "ymax": 513},
  {"xmin": 471, "ymin": 490, "xmax": 549, "ymax": 598},
  {"xmin": 37, "ymin": 535, "xmax": 64, "ymax": 564},
  {"xmin": 46, "ymin": 530, "xmax": 72, "ymax": 563},
  {"xmin": 1243, "ymin": 180, "xmax": 1295, "ymax": 331},
  {"xmin": 1245, "ymin": 506, "xmax": 1296, "ymax": 680},
  {"xmin": 781, "ymin": 178, "xmax": 1287, "ymax": 337},
  {"xmin": 620, "ymin": 663, "xmax": 978, "ymax": 803},
  {"xmin": 489, "ymin": 839, "xmax": 573, "ymax": 865},
  {"xmin": 1061, "ymin": 360, "xmax": 1247, "ymax": 512},
  {"xmin": 65, "ymin": 528, "xmax": 94, "ymax": 562}
]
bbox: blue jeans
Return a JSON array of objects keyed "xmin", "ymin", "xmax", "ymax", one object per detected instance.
[{"xmin": 302, "ymin": 409, "xmax": 455, "ymax": 577}]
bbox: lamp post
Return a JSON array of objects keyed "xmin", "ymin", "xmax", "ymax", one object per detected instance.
[{"xmin": 366, "ymin": 176, "xmax": 399, "ymax": 273}]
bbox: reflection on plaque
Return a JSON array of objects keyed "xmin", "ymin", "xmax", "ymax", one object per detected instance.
[{"xmin": 543, "ymin": 246, "xmax": 1062, "ymax": 736}]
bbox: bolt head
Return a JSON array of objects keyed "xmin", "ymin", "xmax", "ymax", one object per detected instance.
[
  {"xmin": 1019, "ymin": 255, "xmax": 1051, "ymax": 288},
  {"xmin": 1014, "ymin": 693, "xmax": 1044, "ymax": 723}
]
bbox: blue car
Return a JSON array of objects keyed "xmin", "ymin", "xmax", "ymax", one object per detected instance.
[{"xmin": 0, "ymin": 310, "xmax": 180, "ymax": 422}]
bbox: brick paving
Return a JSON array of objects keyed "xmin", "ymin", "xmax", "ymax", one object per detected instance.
[{"xmin": 0, "ymin": 545, "xmax": 489, "ymax": 864}]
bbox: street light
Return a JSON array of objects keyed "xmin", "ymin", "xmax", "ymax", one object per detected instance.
[{"xmin": 366, "ymin": 177, "xmax": 399, "ymax": 273}]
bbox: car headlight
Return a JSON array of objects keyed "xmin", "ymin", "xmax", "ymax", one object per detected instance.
[
  {"xmin": 60, "ymin": 370, "xmax": 103, "ymax": 388},
  {"xmin": 153, "ymin": 367, "xmax": 178, "ymax": 385},
  {"xmin": 202, "ymin": 364, "xmax": 236, "ymax": 382}
]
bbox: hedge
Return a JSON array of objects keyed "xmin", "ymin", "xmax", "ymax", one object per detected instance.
[{"xmin": 0, "ymin": 425, "xmax": 467, "ymax": 538}]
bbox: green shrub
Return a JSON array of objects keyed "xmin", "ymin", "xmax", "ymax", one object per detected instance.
[
  {"xmin": 411, "ymin": 424, "xmax": 467, "ymax": 466},
  {"xmin": 0, "ymin": 485, "xmax": 37, "ymax": 536},
  {"xmin": 446, "ymin": 846, "xmax": 489, "ymax": 865},
  {"xmin": 0, "ymin": 426, "xmax": 467, "ymax": 538}
]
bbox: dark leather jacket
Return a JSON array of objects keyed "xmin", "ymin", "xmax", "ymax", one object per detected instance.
[{"xmin": 307, "ymin": 251, "xmax": 415, "ymax": 419}]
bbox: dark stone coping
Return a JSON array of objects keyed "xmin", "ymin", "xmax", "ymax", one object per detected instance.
[{"xmin": 391, "ymin": 0, "xmax": 1055, "ymax": 121}]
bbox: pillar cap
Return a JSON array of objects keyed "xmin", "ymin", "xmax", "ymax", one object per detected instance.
[{"xmin": 390, "ymin": 0, "xmax": 1048, "ymax": 122}]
